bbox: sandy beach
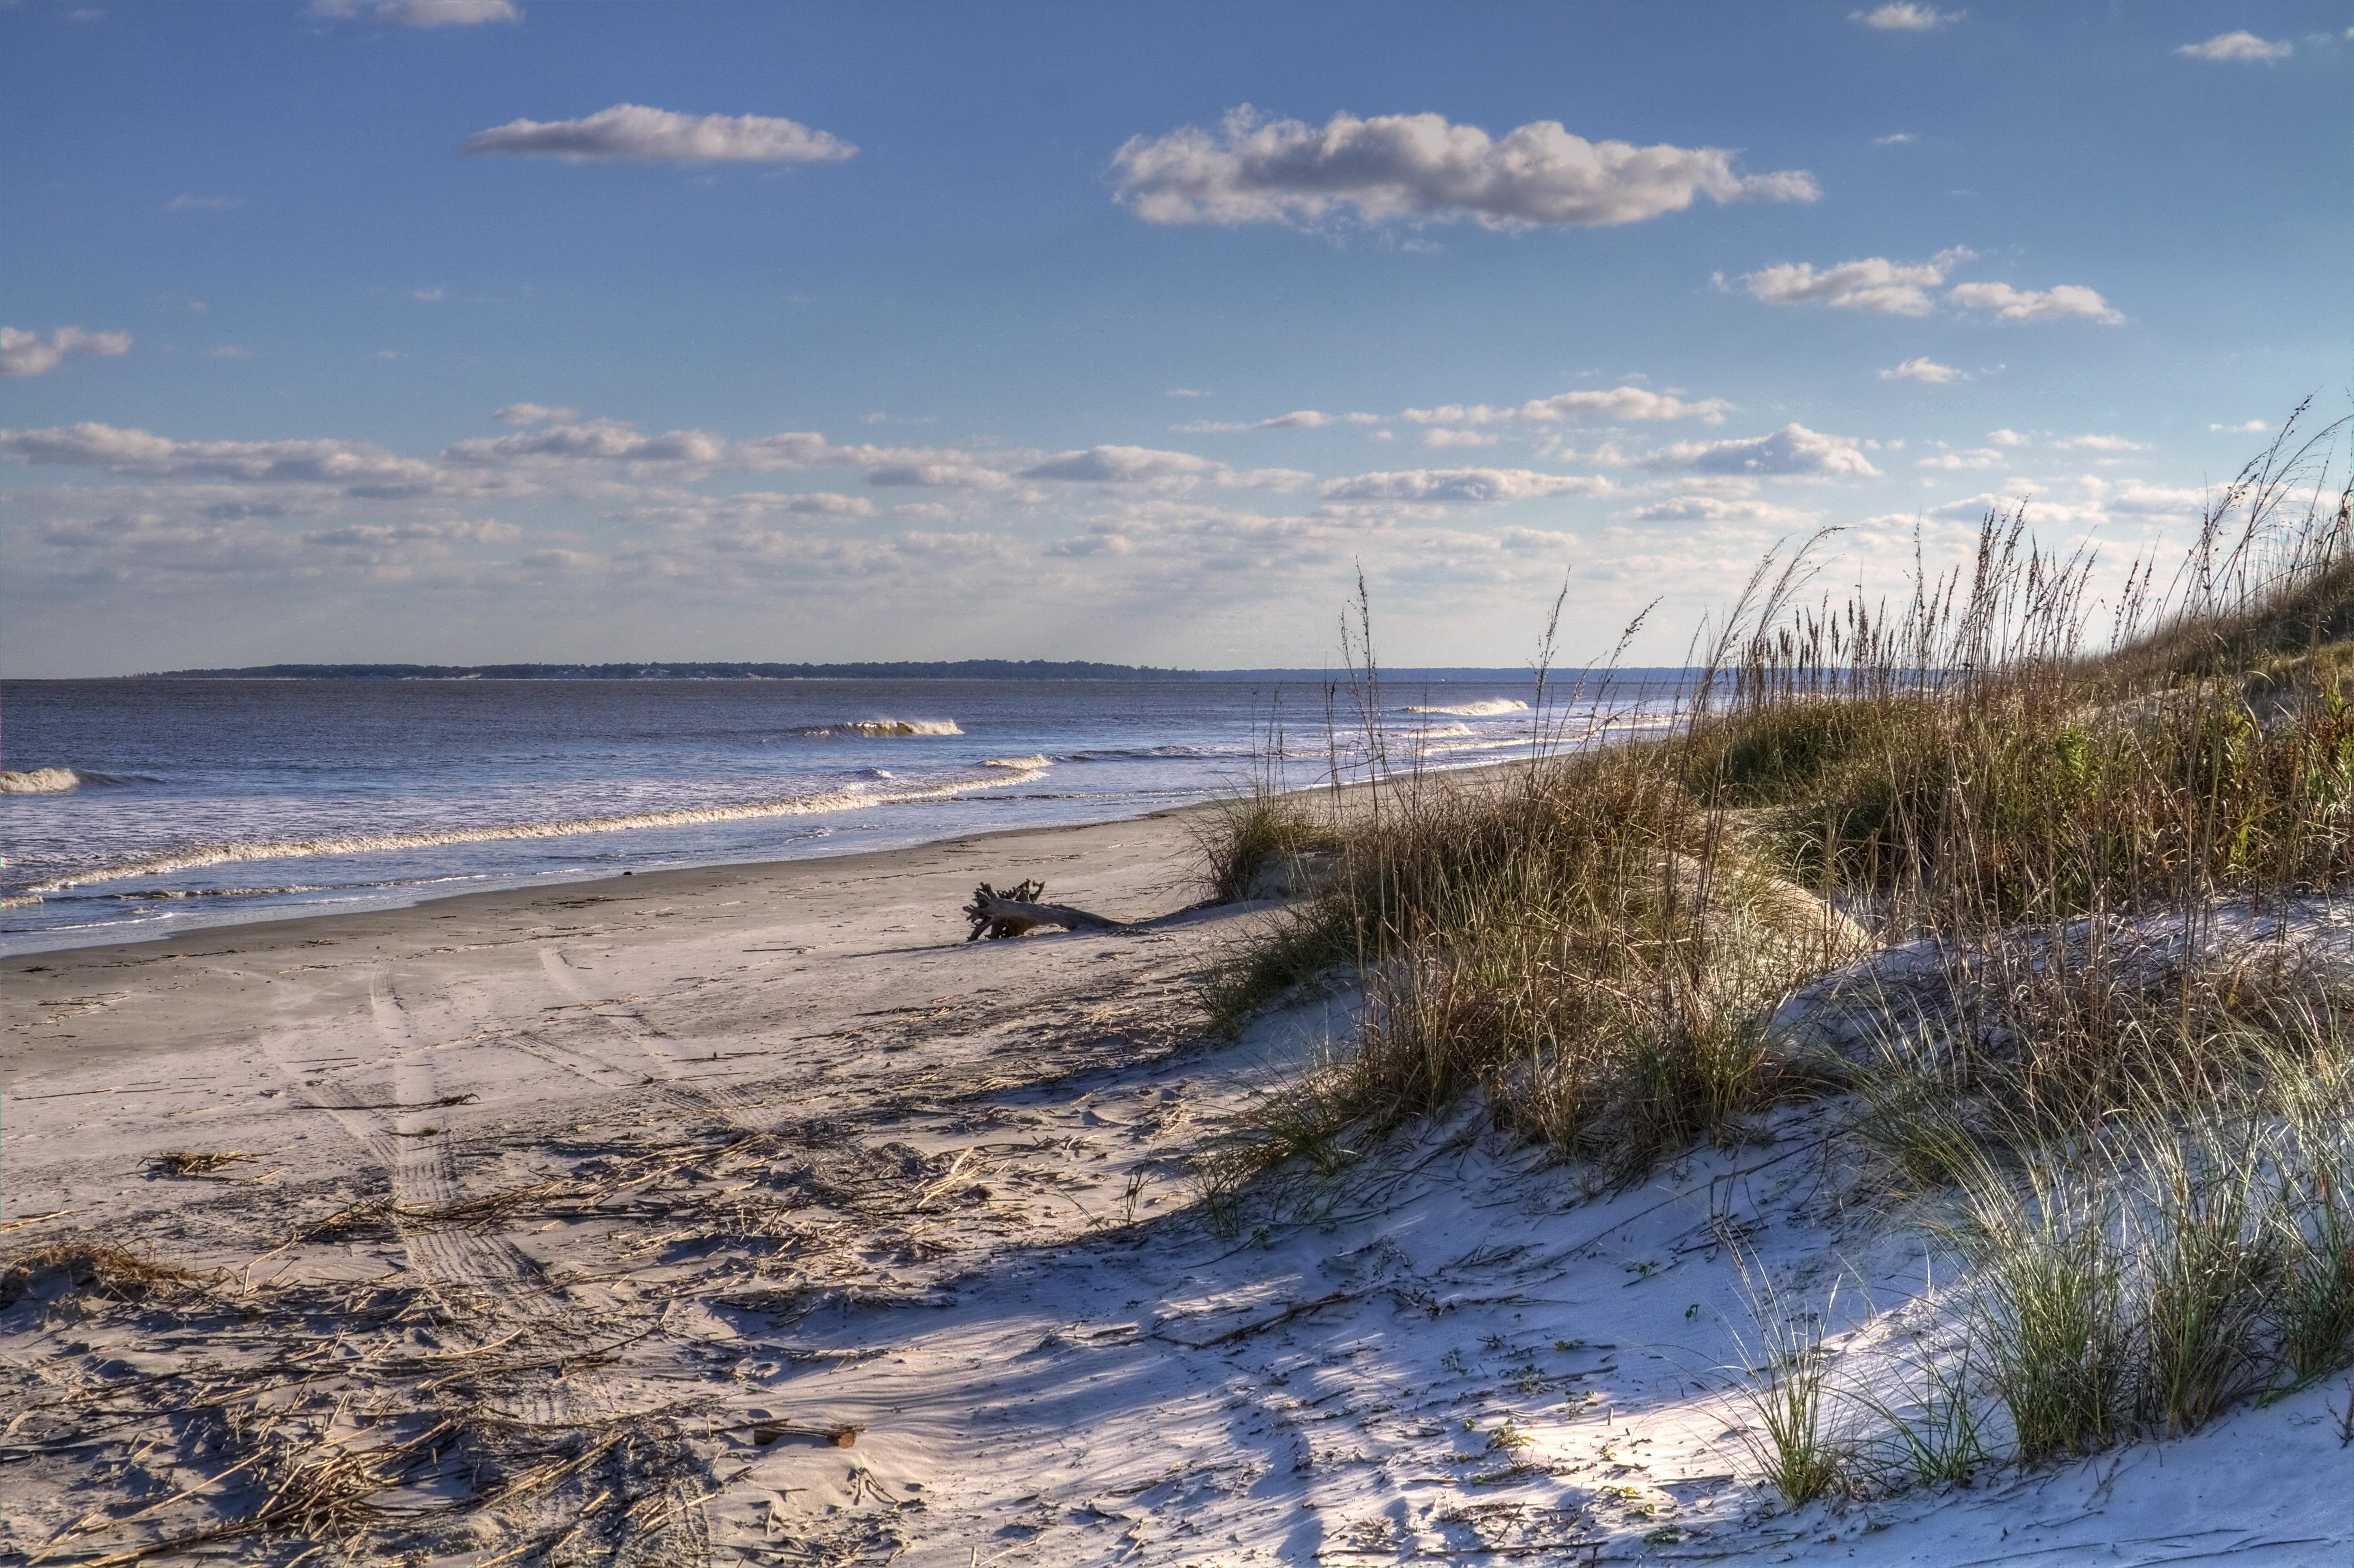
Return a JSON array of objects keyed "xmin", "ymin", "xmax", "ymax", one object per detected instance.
[{"xmin": 4, "ymin": 804, "xmax": 2345, "ymax": 1566}]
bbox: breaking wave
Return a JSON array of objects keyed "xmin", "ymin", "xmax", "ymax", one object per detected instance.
[
  {"xmin": 26, "ymin": 762, "xmax": 1048, "ymax": 895},
  {"xmin": 0, "ymin": 895, "xmax": 42, "ymax": 910},
  {"xmin": 2, "ymin": 768, "xmax": 83, "ymax": 794},
  {"xmin": 983, "ymin": 754, "xmax": 1050, "ymax": 769},
  {"xmin": 796, "ymin": 719, "xmax": 964, "ymax": 738},
  {"xmin": 1402, "ymin": 698, "xmax": 1530, "ymax": 717},
  {"xmin": 0, "ymin": 767, "xmax": 159, "ymax": 794}
]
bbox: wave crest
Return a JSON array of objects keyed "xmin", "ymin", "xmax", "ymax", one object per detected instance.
[
  {"xmin": 26, "ymin": 763, "xmax": 1046, "ymax": 895},
  {"xmin": 1403, "ymin": 698, "xmax": 1530, "ymax": 717},
  {"xmin": 798, "ymin": 719, "xmax": 964, "ymax": 738},
  {"xmin": 2, "ymin": 768, "xmax": 82, "ymax": 794},
  {"xmin": 983, "ymin": 754, "xmax": 1050, "ymax": 769}
]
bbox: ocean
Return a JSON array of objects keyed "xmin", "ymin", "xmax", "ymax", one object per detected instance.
[{"xmin": 0, "ymin": 674, "xmax": 1677, "ymax": 953}]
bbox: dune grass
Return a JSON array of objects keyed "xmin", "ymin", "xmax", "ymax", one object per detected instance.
[{"xmin": 1193, "ymin": 406, "xmax": 2354, "ymax": 1482}]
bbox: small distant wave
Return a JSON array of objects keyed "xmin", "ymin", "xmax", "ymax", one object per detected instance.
[
  {"xmin": 0, "ymin": 767, "xmax": 160, "ymax": 794},
  {"xmin": 0, "ymin": 894, "xmax": 41, "ymax": 910},
  {"xmin": 1403, "ymin": 698, "xmax": 1530, "ymax": 717},
  {"xmin": 983, "ymin": 754, "xmax": 1050, "ymax": 769},
  {"xmin": 2, "ymin": 768, "xmax": 82, "ymax": 794},
  {"xmin": 114, "ymin": 885, "xmax": 333, "ymax": 901},
  {"xmin": 796, "ymin": 719, "xmax": 964, "ymax": 738},
  {"xmin": 25, "ymin": 763, "xmax": 1048, "ymax": 895},
  {"xmin": 1062, "ymin": 743, "xmax": 1254, "ymax": 762}
]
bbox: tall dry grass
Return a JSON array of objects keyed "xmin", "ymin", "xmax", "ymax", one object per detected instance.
[{"xmin": 1195, "ymin": 406, "xmax": 2354, "ymax": 1474}]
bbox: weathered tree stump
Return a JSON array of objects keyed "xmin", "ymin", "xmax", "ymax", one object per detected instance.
[{"xmin": 962, "ymin": 880, "xmax": 1129, "ymax": 941}]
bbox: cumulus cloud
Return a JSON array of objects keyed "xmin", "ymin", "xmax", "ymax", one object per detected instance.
[
  {"xmin": 462, "ymin": 104, "xmax": 855, "ymax": 164},
  {"xmin": 1, "ymin": 422, "xmax": 439, "ymax": 487},
  {"xmin": 2176, "ymin": 31, "xmax": 2292, "ymax": 63},
  {"xmin": 1615, "ymin": 495, "xmax": 1823, "ymax": 526},
  {"xmin": 1916, "ymin": 447, "xmax": 2003, "ymax": 470},
  {"xmin": 1948, "ymin": 280, "xmax": 2122, "ymax": 323},
  {"xmin": 1880, "ymin": 357, "xmax": 1965, "ymax": 384},
  {"xmin": 863, "ymin": 460, "xmax": 1014, "ymax": 490},
  {"xmin": 1318, "ymin": 468, "xmax": 1612, "ymax": 503},
  {"xmin": 1638, "ymin": 424, "xmax": 1881, "ymax": 478},
  {"xmin": 492, "ymin": 403, "xmax": 578, "ymax": 425},
  {"xmin": 1740, "ymin": 249, "xmax": 1972, "ymax": 315},
  {"xmin": 1, "ymin": 326, "xmax": 132, "ymax": 378},
  {"xmin": 1403, "ymin": 386, "xmax": 1731, "ymax": 425},
  {"xmin": 1988, "ymin": 428, "xmax": 2032, "ymax": 447},
  {"xmin": 1111, "ymin": 106, "xmax": 1818, "ymax": 229},
  {"xmin": 1022, "ymin": 446, "xmax": 1220, "ymax": 483},
  {"xmin": 442, "ymin": 418, "xmax": 728, "ymax": 468},
  {"xmin": 2210, "ymin": 419, "xmax": 2268, "ymax": 433},
  {"xmin": 1852, "ymin": 4, "xmax": 1961, "ymax": 29},
  {"xmin": 1419, "ymin": 429, "xmax": 1501, "ymax": 449},
  {"xmin": 1873, "ymin": 132, "xmax": 1919, "ymax": 145}
]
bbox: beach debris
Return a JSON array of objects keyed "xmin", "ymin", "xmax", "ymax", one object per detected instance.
[
  {"xmin": 150, "ymin": 1149, "xmax": 261, "ymax": 1179},
  {"xmin": 0, "ymin": 1240, "xmax": 209, "ymax": 1306},
  {"xmin": 962, "ymin": 881, "xmax": 1129, "ymax": 941}
]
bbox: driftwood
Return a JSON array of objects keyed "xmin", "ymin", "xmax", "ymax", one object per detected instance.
[{"xmin": 962, "ymin": 881, "xmax": 1129, "ymax": 942}]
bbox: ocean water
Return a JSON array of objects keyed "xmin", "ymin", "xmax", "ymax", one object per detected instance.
[{"xmin": 0, "ymin": 675, "xmax": 1675, "ymax": 953}]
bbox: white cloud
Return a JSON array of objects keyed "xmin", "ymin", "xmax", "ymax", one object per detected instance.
[
  {"xmin": 1403, "ymin": 386, "xmax": 1731, "ymax": 425},
  {"xmin": 1615, "ymin": 495, "xmax": 1823, "ymax": 526},
  {"xmin": 1852, "ymin": 4, "xmax": 1961, "ymax": 29},
  {"xmin": 1172, "ymin": 408, "xmax": 1378, "ymax": 434},
  {"xmin": 1879, "ymin": 357, "xmax": 1965, "ymax": 384},
  {"xmin": 2, "ymin": 422, "xmax": 439, "ymax": 487},
  {"xmin": 165, "ymin": 194, "xmax": 241, "ymax": 211},
  {"xmin": 619, "ymin": 491, "xmax": 877, "ymax": 527},
  {"xmin": 2176, "ymin": 31, "xmax": 2293, "ymax": 64},
  {"xmin": 2209, "ymin": 419, "xmax": 2268, "ymax": 433},
  {"xmin": 1111, "ymin": 106, "xmax": 1818, "ymax": 229},
  {"xmin": 311, "ymin": 0, "xmax": 520, "ymax": 24},
  {"xmin": 1873, "ymin": 132, "xmax": 1918, "ymax": 146},
  {"xmin": 1318, "ymin": 468, "xmax": 1611, "ymax": 503},
  {"xmin": 1987, "ymin": 428, "xmax": 2033, "ymax": 447},
  {"xmin": 1741, "ymin": 249, "xmax": 1971, "ymax": 315},
  {"xmin": 1639, "ymin": 424, "xmax": 1881, "ymax": 478},
  {"xmin": 1916, "ymin": 447, "xmax": 2003, "ymax": 470},
  {"xmin": 492, "ymin": 403, "xmax": 577, "ymax": 425},
  {"xmin": 1948, "ymin": 280, "xmax": 2122, "ymax": 324},
  {"xmin": 863, "ymin": 460, "xmax": 1014, "ymax": 490},
  {"xmin": 1022, "ymin": 446, "xmax": 1220, "ymax": 483},
  {"xmin": 2048, "ymin": 434, "xmax": 2150, "ymax": 453},
  {"xmin": 0, "ymin": 326, "xmax": 132, "ymax": 378},
  {"xmin": 443, "ymin": 418, "xmax": 729, "ymax": 468},
  {"xmin": 462, "ymin": 104, "xmax": 855, "ymax": 164},
  {"xmin": 1419, "ymin": 428, "xmax": 1500, "ymax": 448}
]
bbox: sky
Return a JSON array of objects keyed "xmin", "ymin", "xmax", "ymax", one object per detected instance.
[{"xmin": 3, "ymin": 1, "xmax": 2349, "ymax": 677}]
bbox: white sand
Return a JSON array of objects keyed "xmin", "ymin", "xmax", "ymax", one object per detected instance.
[{"xmin": 3, "ymin": 807, "xmax": 2346, "ymax": 1565}]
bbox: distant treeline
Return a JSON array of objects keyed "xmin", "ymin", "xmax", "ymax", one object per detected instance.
[{"xmin": 139, "ymin": 660, "xmax": 1202, "ymax": 682}]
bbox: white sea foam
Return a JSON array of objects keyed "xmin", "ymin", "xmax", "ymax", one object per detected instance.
[
  {"xmin": 0, "ymin": 895, "xmax": 43, "ymax": 910},
  {"xmin": 983, "ymin": 754, "xmax": 1050, "ymax": 769},
  {"xmin": 1, "ymin": 768, "xmax": 82, "ymax": 794},
  {"xmin": 26, "ymin": 763, "xmax": 1047, "ymax": 895},
  {"xmin": 1402, "ymin": 698, "xmax": 1530, "ymax": 717}
]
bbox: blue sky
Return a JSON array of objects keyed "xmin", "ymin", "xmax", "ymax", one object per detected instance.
[{"xmin": 3, "ymin": 0, "xmax": 2348, "ymax": 676}]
